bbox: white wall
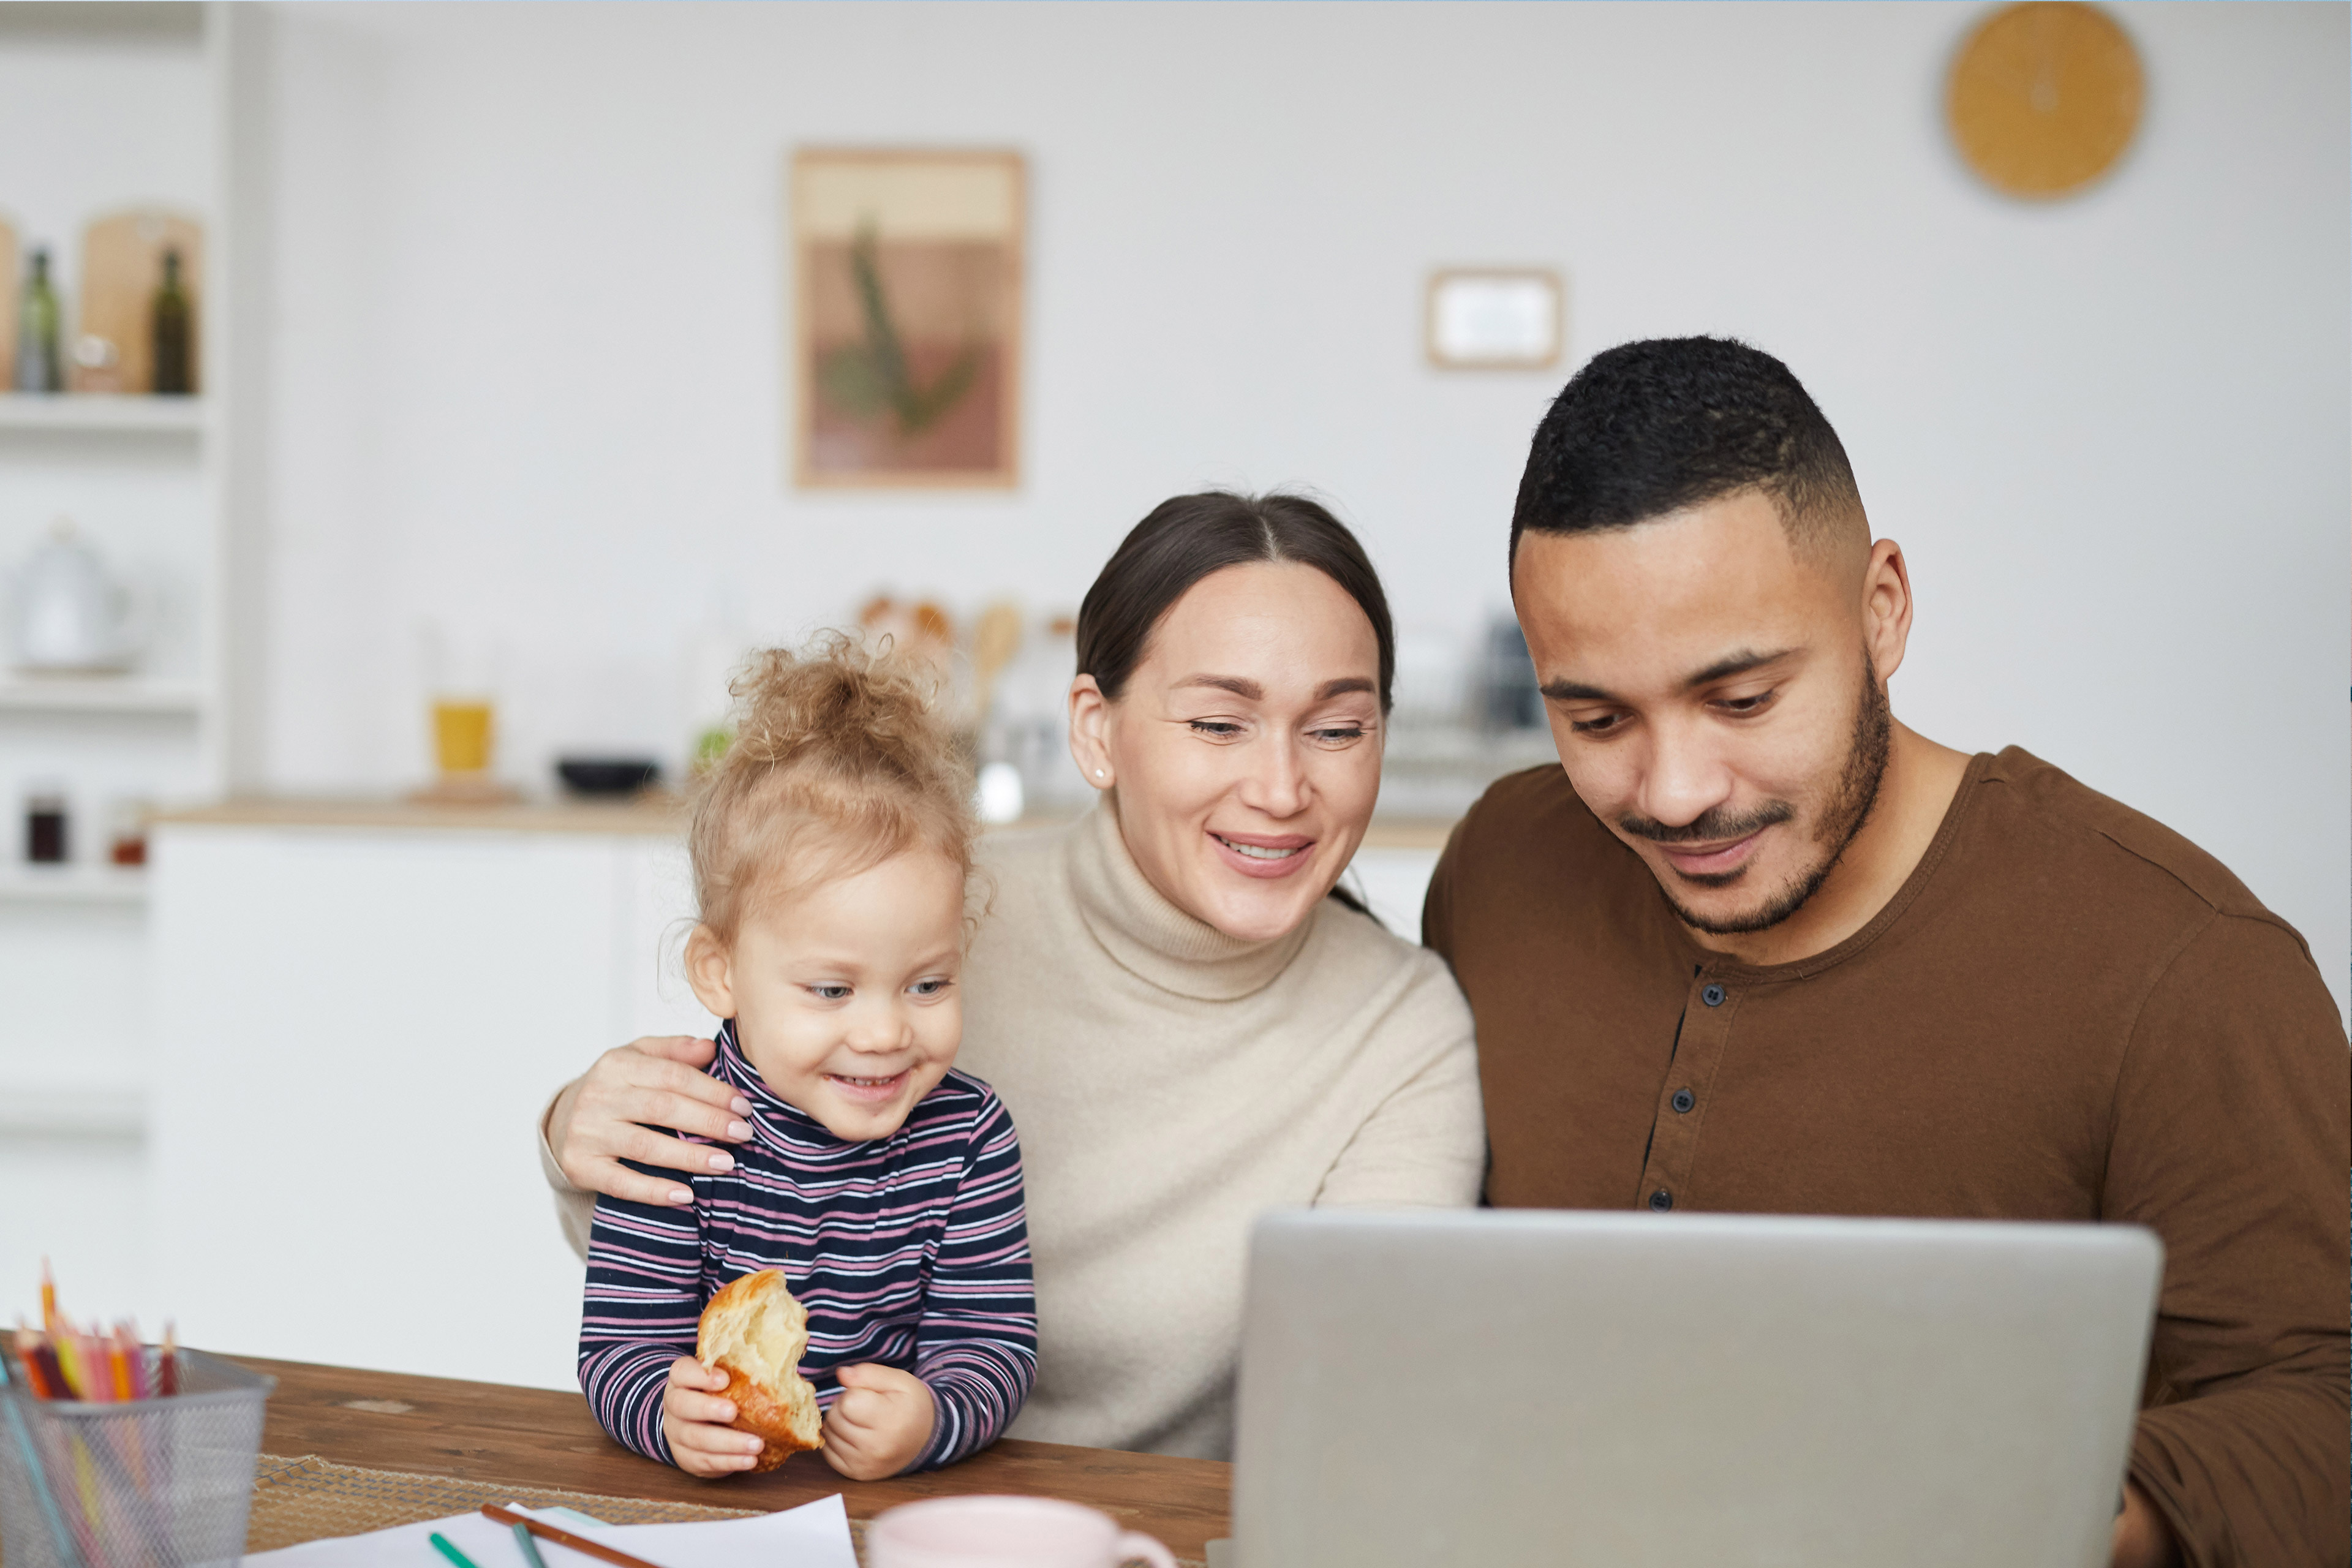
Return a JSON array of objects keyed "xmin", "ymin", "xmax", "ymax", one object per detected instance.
[{"xmin": 243, "ymin": 1, "xmax": 2348, "ymax": 1014}]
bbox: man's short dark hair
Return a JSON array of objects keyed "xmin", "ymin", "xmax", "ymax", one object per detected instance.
[{"xmin": 1509, "ymin": 336, "xmax": 1864, "ymax": 570}]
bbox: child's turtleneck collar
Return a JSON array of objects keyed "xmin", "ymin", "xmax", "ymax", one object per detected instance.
[
  {"xmin": 712, "ymin": 1019, "xmax": 853, "ymax": 1150},
  {"xmin": 1065, "ymin": 801, "xmax": 1316, "ymax": 1003}
]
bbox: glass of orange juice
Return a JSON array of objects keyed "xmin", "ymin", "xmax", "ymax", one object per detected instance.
[
  {"xmin": 419, "ymin": 623, "xmax": 502, "ymax": 789},
  {"xmin": 432, "ymin": 698, "xmax": 496, "ymax": 774}
]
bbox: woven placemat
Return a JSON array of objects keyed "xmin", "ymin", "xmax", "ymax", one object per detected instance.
[
  {"xmin": 242, "ymin": 1453, "xmax": 1197, "ymax": 1568},
  {"xmin": 246, "ymin": 1455, "xmax": 766, "ymax": 1550}
]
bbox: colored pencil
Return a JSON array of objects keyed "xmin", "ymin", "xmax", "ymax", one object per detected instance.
[
  {"xmin": 431, "ymin": 1534, "xmax": 484, "ymax": 1568},
  {"xmin": 511, "ymin": 1520, "xmax": 553, "ymax": 1568},
  {"xmin": 119, "ymin": 1327, "xmax": 149, "ymax": 1401},
  {"xmin": 12, "ymin": 1329, "xmax": 56, "ymax": 1399},
  {"xmin": 35, "ymin": 1340, "xmax": 67, "ymax": 1400},
  {"xmin": 40, "ymin": 1259, "xmax": 57, "ymax": 1333},
  {"xmin": 480, "ymin": 1506, "xmax": 672, "ymax": 1568},
  {"xmin": 52, "ymin": 1329, "xmax": 86, "ymax": 1400},
  {"xmin": 0, "ymin": 1333, "xmax": 88, "ymax": 1568}
]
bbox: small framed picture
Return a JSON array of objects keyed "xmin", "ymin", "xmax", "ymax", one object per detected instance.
[
  {"xmin": 1425, "ymin": 268, "xmax": 1565, "ymax": 371},
  {"xmin": 791, "ymin": 148, "xmax": 1024, "ymax": 489}
]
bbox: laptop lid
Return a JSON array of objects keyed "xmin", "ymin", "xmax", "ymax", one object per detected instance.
[{"xmin": 1234, "ymin": 1208, "xmax": 2160, "ymax": 1568}]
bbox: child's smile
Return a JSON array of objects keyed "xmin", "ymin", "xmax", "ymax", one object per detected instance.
[
  {"xmin": 687, "ymin": 848, "xmax": 968, "ymax": 1143},
  {"xmin": 827, "ymin": 1068, "xmax": 913, "ymax": 1102}
]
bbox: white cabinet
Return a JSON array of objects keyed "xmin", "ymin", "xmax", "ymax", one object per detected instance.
[{"xmin": 148, "ymin": 810, "xmax": 714, "ymax": 1391}]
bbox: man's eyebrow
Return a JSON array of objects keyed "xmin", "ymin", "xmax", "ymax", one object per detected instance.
[
  {"xmin": 1684, "ymin": 647, "xmax": 1795, "ymax": 688},
  {"xmin": 1314, "ymin": 677, "xmax": 1377, "ymax": 700},
  {"xmin": 1178, "ymin": 674, "xmax": 1264, "ymax": 699},
  {"xmin": 1537, "ymin": 649, "xmax": 1796, "ymax": 706}
]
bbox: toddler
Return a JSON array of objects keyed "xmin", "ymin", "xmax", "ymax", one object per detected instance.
[{"xmin": 578, "ymin": 636, "xmax": 1035, "ymax": 1479}]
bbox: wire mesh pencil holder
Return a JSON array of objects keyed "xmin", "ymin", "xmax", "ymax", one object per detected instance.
[{"xmin": 0, "ymin": 1349, "xmax": 274, "ymax": 1568}]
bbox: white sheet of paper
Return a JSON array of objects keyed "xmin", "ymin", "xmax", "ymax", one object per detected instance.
[{"xmin": 241, "ymin": 1498, "xmax": 857, "ymax": 1568}]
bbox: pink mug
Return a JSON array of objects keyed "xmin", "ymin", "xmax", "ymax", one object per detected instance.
[{"xmin": 864, "ymin": 1495, "xmax": 1179, "ymax": 1568}]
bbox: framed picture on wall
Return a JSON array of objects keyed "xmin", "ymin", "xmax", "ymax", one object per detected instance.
[
  {"xmin": 791, "ymin": 148, "xmax": 1025, "ymax": 489},
  {"xmin": 1425, "ymin": 268, "xmax": 1564, "ymax": 371}
]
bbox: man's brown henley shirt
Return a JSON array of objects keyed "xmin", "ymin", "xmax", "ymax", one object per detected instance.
[{"xmin": 1423, "ymin": 747, "xmax": 2350, "ymax": 1568}]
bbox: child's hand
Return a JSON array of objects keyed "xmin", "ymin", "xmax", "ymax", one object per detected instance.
[
  {"xmin": 662, "ymin": 1357, "xmax": 767, "ymax": 1477},
  {"xmin": 821, "ymin": 1363, "xmax": 936, "ymax": 1480}
]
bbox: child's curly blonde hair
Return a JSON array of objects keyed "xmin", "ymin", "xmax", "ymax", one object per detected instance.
[{"xmin": 689, "ymin": 631, "xmax": 974, "ymax": 943}]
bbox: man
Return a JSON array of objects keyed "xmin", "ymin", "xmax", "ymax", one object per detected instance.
[{"xmin": 1424, "ymin": 336, "xmax": 2349, "ymax": 1568}]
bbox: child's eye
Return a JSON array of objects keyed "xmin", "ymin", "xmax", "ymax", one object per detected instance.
[
  {"xmin": 908, "ymin": 978, "xmax": 952, "ymax": 998},
  {"xmin": 807, "ymin": 983, "xmax": 852, "ymax": 1001}
]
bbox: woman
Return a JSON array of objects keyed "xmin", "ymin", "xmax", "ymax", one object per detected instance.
[{"xmin": 541, "ymin": 492, "xmax": 1483, "ymax": 1459}]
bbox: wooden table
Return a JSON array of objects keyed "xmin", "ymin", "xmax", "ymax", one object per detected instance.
[{"xmin": 232, "ymin": 1355, "xmax": 1233, "ymax": 1560}]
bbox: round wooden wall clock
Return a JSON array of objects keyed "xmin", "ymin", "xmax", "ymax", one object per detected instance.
[{"xmin": 1948, "ymin": 2, "xmax": 2144, "ymax": 199}]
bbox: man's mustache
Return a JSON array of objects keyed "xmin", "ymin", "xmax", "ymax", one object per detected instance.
[{"xmin": 1617, "ymin": 801, "xmax": 1796, "ymax": 845}]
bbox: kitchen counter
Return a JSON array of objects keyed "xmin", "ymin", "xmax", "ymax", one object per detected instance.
[{"xmin": 159, "ymin": 796, "xmax": 1463, "ymax": 849}]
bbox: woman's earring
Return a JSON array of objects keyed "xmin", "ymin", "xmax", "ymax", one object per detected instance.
[{"xmin": 1095, "ymin": 769, "xmax": 1107, "ymax": 780}]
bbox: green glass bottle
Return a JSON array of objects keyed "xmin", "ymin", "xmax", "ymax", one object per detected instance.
[
  {"xmin": 15, "ymin": 246, "xmax": 62, "ymax": 393},
  {"xmin": 151, "ymin": 247, "xmax": 191, "ymax": 396}
]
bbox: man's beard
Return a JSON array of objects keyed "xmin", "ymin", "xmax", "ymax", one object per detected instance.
[{"xmin": 1618, "ymin": 660, "xmax": 1893, "ymax": 937}]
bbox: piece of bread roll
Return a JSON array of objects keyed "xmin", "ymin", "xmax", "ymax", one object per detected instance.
[{"xmin": 696, "ymin": 1268, "xmax": 823, "ymax": 1472}]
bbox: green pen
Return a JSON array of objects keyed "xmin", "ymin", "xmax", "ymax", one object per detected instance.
[
  {"xmin": 511, "ymin": 1521, "xmax": 552, "ymax": 1568},
  {"xmin": 430, "ymin": 1535, "xmax": 483, "ymax": 1568}
]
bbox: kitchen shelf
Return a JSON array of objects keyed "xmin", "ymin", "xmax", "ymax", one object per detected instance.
[
  {"xmin": 0, "ymin": 393, "xmax": 206, "ymax": 434},
  {"xmin": 0, "ymin": 677, "xmax": 205, "ymax": 715},
  {"xmin": 0, "ymin": 865, "xmax": 149, "ymax": 905},
  {"xmin": 0, "ymin": 1080, "xmax": 146, "ymax": 1138}
]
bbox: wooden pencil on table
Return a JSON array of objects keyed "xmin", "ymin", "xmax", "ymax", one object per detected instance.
[{"xmin": 479, "ymin": 1506, "xmax": 671, "ymax": 1568}]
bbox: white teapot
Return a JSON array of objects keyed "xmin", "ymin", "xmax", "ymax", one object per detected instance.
[{"xmin": 9, "ymin": 518, "xmax": 143, "ymax": 673}]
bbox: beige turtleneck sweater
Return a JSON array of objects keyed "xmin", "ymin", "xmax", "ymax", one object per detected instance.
[{"xmin": 545, "ymin": 804, "xmax": 1485, "ymax": 1459}]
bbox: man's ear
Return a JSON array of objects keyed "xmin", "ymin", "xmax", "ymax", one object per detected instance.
[
  {"xmin": 684, "ymin": 923, "xmax": 737, "ymax": 1018},
  {"xmin": 1067, "ymin": 674, "xmax": 1116, "ymax": 791},
  {"xmin": 1860, "ymin": 537, "xmax": 1916, "ymax": 686}
]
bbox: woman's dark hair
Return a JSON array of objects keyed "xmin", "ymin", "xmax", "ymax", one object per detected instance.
[
  {"xmin": 1076, "ymin": 491, "xmax": 1395, "ymax": 713},
  {"xmin": 1076, "ymin": 490, "xmax": 1394, "ymax": 920}
]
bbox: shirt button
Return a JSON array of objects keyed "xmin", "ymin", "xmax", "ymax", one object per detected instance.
[
  {"xmin": 1649, "ymin": 1189, "xmax": 1673, "ymax": 1212},
  {"xmin": 1702, "ymin": 984, "xmax": 1726, "ymax": 1007},
  {"xmin": 1671, "ymin": 1088, "xmax": 1696, "ymax": 1114}
]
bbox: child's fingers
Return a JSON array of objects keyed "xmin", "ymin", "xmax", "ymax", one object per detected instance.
[
  {"xmin": 821, "ymin": 1406, "xmax": 865, "ymax": 1452},
  {"xmin": 819, "ymin": 1412, "xmax": 867, "ymax": 1463},
  {"xmin": 673, "ymin": 1420, "xmax": 765, "ymax": 1460},
  {"xmin": 834, "ymin": 1362, "xmax": 921, "ymax": 1395},
  {"xmin": 666, "ymin": 1356, "xmax": 731, "ymax": 1392},
  {"xmin": 665, "ymin": 1358, "xmax": 739, "ymax": 1423},
  {"xmin": 667, "ymin": 1389, "xmax": 739, "ymax": 1426},
  {"xmin": 674, "ymin": 1441, "xmax": 761, "ymax": 1476},
  {"xmin": 820, "ymin": 1426, "xmax": 888, "ymax": 1482},
  {"xmin": 667, "ymin": 1406, "xmax": 766, "ymax": 1478},
  {"xmin": 827, "ymin": 1382, "xmax": 895, "ymax": 1433}
]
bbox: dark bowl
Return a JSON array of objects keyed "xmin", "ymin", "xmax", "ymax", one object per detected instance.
[{"xmin": 556, "ymin": 757, "xmax": 662, "ymax": 796}]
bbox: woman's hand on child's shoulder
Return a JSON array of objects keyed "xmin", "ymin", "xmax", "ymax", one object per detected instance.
[
  {"xmin": 821, "ymin": 1363, "xmax": 937, "ymax": 1481},
  {"xmin": 550, "ymin": 1037, "xmax": 755, "ymax": 1207},
  {"xmin": 662, "ymin": 1357, "xmax": 768, "ymax": 1477}
]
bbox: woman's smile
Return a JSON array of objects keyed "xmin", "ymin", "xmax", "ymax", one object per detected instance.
[{"xmin": 1208, "ymin": 829, "xmax": 1316, "ymax": 879}]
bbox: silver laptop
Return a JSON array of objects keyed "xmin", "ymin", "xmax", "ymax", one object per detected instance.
[{"xmin": 1234, "ymin": 1208, "xmax": 2160, "ymax": 1568}]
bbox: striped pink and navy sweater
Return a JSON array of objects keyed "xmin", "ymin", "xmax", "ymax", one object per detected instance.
[{"xmin": 578, "ymin": 1020, "xmax": 1036, "ymax": 1472}]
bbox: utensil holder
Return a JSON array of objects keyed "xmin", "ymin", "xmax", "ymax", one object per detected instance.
[{"xmin": 0, "ymin": 1350, "xmax": 274, "ymax": 1568}]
